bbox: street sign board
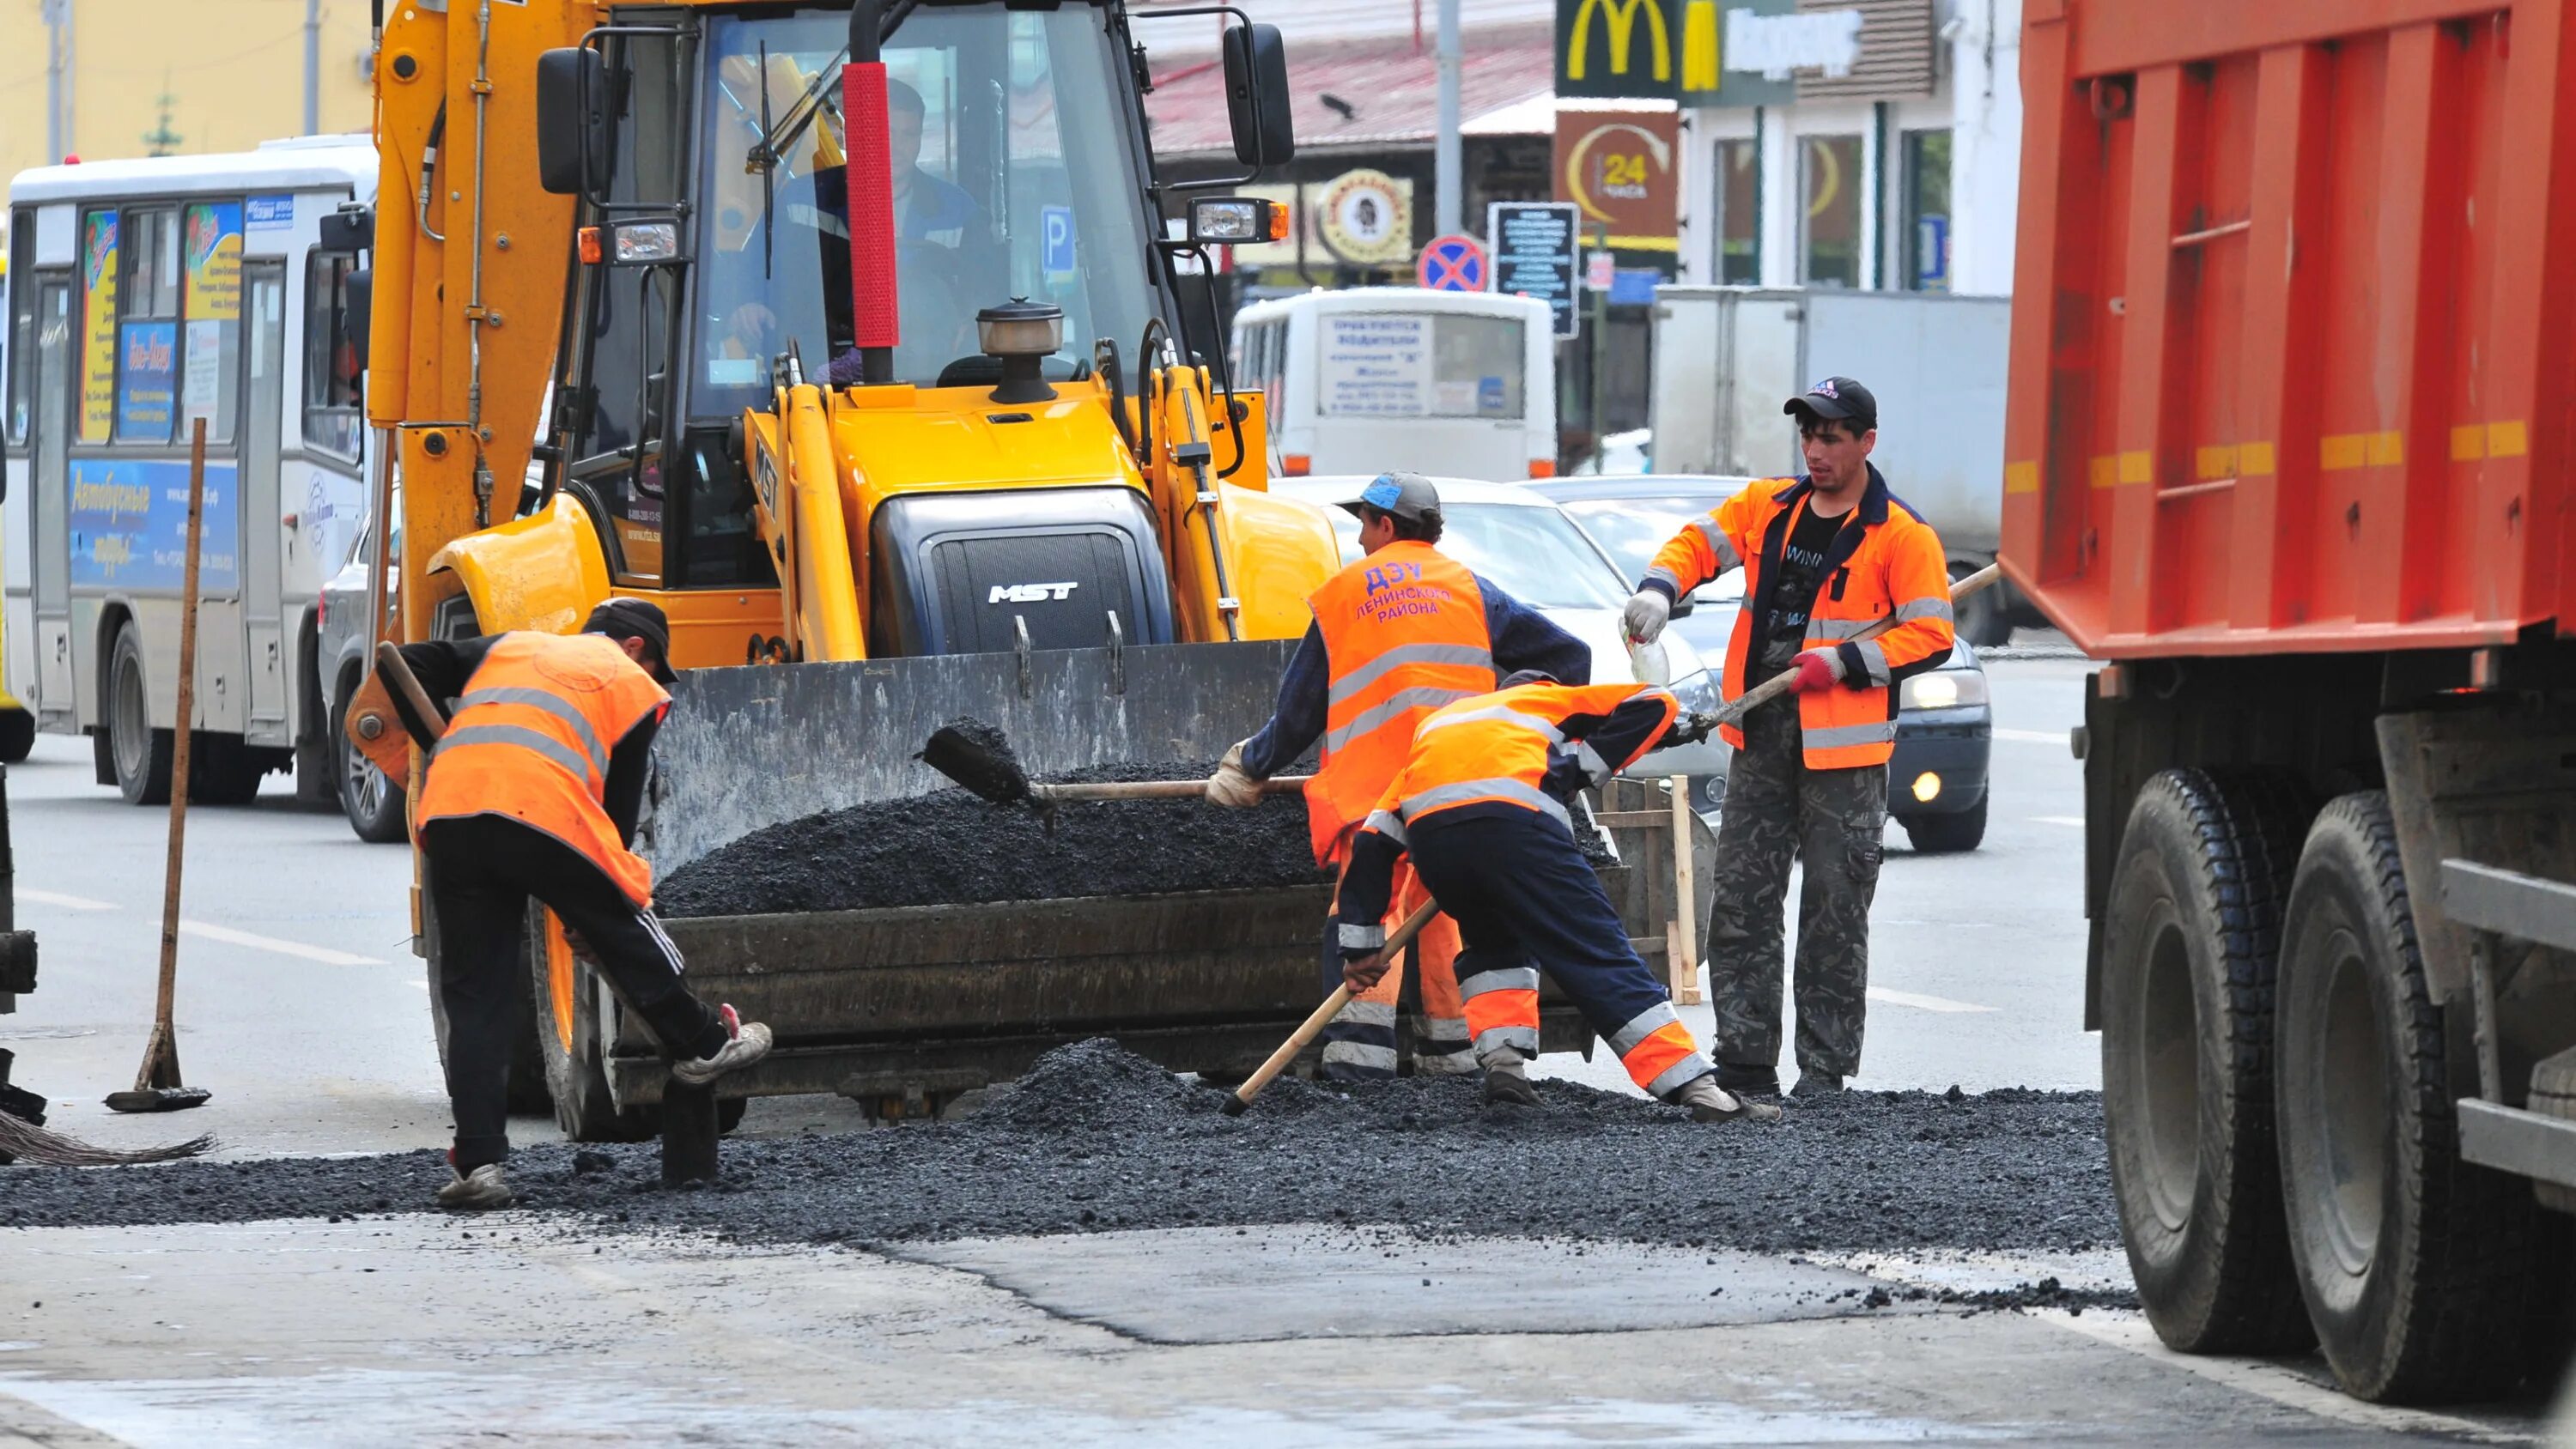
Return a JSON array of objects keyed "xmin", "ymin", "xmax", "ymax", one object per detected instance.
[
  {"xmin": 1417, "ymin": 233, "xmax": 1489, "ymax": 292},
  {"xmin": 1489, "ymin": 202, "xmax": 1583, "ymax": 339}
]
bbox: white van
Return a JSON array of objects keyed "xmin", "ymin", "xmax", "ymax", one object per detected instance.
[
  {"xmin": 2, "ymin": 136, "xmax": 375, "ymax": 804},
  {"xmin": 1231, "ymin": 288, "xmax": 1558, "ymax": 483}
]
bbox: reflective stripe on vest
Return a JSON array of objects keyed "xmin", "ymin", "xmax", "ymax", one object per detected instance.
[
  {"xmin": 1398, "ymin": 775, "xmax": 1571, "ymax": 833},
  {"xmin": 1381, "ymin": 682, "xmax": 1674, "ymax": 836},
  {"xmin": 1303, "ymin": 543, "xmax": 1494, "ymax": 861}
]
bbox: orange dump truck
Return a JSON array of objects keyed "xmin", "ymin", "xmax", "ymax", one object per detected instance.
[{"xmin": 2003, "ymin": 0, "xmax": 2576, "ymax": 1405}]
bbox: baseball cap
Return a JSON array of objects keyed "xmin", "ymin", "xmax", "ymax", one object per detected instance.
[
  {"xmin": 583, "ymin": 597, "xmax": 676, "ymax": 683},
  {"xmin": 1785, "ymin": 376, "xmax": 1878, "ymax": 433},
  {"xmin": 1337, "ymin": 470, "xmax": 1442, "ymax": 523}
]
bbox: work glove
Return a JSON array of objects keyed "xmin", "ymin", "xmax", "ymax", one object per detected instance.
[
  {"xmin": 1205, "ymin": 741, "xmax": 1263, "ymax": 809},
  {"xmin": 1659, "ymin": 711, "xmax": 1720, "ymax": 749},
  {"xmin": 1622, "ymin": 588, "xmax": 1672, "ymax": 645},
  {"xmin": 1785, "ymin": 649, "xmax": 1844, "ymax": 695}
]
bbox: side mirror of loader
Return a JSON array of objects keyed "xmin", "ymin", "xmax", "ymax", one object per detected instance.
[
  {"xmin": 1222, "ymin": 24, "xmax": 1294, "ymax": 168},
  {"xmin": 536, "ymin": 47, "xmax": 613, "ymax": 197}
]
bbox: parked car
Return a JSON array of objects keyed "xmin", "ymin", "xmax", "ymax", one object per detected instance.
[
  {"xmin": 317, "ymin": 517, "xmax": 407, "ymax": 842},
  {"xmin": 1535, "ymin": 475, "xmax": 1994, "ymax": 852},
  {"xmin": 1267, "ymin": 476, "xmax": 1729, "ymax": 818}
]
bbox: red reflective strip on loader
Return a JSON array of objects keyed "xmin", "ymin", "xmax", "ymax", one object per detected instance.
[
  {"xmin": 1620, "ymin": 1022, "xmax": 1699, "ymax": 1093},
  {"xmin": 841, "ymin": 60, "xmax": 901, "ymax": 351}
]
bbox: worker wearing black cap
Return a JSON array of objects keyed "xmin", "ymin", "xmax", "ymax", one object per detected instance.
[
  {"xmin": 1621, "ymin": 377, "xmax": 1955, "ymax": 1098},
  {"xmin": 360, "ymin": 599, "xmax": 771, "ymax": 1209}
]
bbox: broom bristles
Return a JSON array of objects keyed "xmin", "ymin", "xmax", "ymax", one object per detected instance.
[{"xmin": 0, "ymin": 1110, "xmax": 214, "ymax": 1167}]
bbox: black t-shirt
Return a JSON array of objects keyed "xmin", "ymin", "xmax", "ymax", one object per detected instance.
[{"xmin": 1755, "ymin": 504, "xmax": 1848, "ymax": 678}]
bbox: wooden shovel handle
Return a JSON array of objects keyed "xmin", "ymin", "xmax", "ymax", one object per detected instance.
[
  {"xmin": 1714, "ymin": 562, "xmax": 2002, "ymax": 728},
  {"xmin": 1230, "ymin": 897, "xmax": 1442, "ymax": 1113},
  {"xmin": 1033, "ymin": 775, "xmax": 1311, "ymax": 803},
  {"xmin": 374, "ymin": 640, "xmax": 449, "ymax": 743}
]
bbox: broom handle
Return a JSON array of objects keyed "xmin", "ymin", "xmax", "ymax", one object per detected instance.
[
  {"xmin": 1032, "ymin": 775, "xmax": 1309, "ymax": 803},
  {"xmin": 1711, "ymin": 562, "xmax": 2002, "ymax": 728},
  {"xmin": 1231, "ymin": 897, "xmax": 1442, "ymax": 1110},
  {"xmin": 153, "ymin": 421, "xmax": 209, "ymax": 1040}
]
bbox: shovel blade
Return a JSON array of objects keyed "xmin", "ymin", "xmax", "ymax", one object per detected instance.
[
  {"xmin": 104, "ymin": 1087, "xmax": 210, "ymax": 1113},
  {"xmin": 918, "ymin": 718, "xmax": 1031, "ymax": 806}
]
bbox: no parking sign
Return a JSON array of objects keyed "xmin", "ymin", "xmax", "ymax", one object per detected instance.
[{"xmin": 1416, "ymin": 233, "xmax": 1488, "ymax": 292}]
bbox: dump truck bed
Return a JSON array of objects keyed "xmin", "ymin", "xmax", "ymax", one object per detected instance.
[{"xmin": 2002, "ymin": 0, "xmax": 2576, "ymax": 658}]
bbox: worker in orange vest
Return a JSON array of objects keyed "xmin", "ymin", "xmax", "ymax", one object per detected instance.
[
  {"xmin": 1623, "ymin": 378, "xmax": 1956, "ymax": 1096},
  {"xmin": 1337, "ymin": 671, "xmax": 1777, "ymax": 1123},
  {"xmin": 1206, "ymin": 472, "xmax": 1589, "ymax": 1093},
  {"xmin": 359, "ymin": 600, "xmax": 773, "ymax": 1209}
]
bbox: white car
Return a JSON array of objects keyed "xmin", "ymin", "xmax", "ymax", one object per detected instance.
[{"xmin": 1267, "ymin": 476, "xmax": 1729, "ymax": 813}]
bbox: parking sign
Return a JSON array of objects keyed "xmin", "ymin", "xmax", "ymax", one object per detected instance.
[{"xmin": 1042, "ymin": 205, "xmax": 1077, "ymax": 278}]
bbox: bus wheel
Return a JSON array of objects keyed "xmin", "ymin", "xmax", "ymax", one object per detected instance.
[
  {"xmin": 0, "ymin": 709, "xmax": 33, "ymax": 764},
  {"xmin": 107, "ymin": 622, "xmax": 174, "ymax": 807},
  {"xmin": 2275, "ymin": 791, "xmax": 2543, "ymax": 1403},
  {"xmin": 2101, "ymin": 769, "xmax": 2314, "ymax": 1354}
]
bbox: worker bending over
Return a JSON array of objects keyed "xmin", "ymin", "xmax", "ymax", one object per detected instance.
[
  {"xmin": 1209, "ymin": 472, "xmax": 1589, "ymax": 1084},
  {"xmin": 357, "ymin": 600, "xmax": 773, "ymax": 1209},
  {"xmin": 1622, "ymin": 378, "xmax": 1955, "ymax": 1096},
  {"xmin": 1335, "ymin": 672, "xmax": 1777, "ymax": 1123}
]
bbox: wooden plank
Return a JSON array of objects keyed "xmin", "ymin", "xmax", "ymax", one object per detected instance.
[{"xmin": 1668, "ymin": 774, "xmax": 1703, "ymax": 1004}]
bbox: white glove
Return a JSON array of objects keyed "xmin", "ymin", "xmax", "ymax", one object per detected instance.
[
  {"xmin": 1206, "ymin": 742, "xmax": 1263, "ymax": 809},
  {"xmin": 1623, "ymin": 589, "xmax": 1672, "ymax": 644}
]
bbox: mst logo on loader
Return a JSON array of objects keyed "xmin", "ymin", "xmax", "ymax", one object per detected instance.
[{"xmin": 989, "ymin": 582, "xmax": 1080, "ymax": 605}]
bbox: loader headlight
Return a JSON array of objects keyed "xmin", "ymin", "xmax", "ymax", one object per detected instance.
[
  {"xmin": 608, "ymin": 218, "xmax": 683, "ymax": 265},
  {"xmin": 1190, "ymin": 197, "xmax": 1289, "ymax": 244},
  {"xmin": 1901, "ymin": 669, "xmax": 1990, "ymax": 712}
]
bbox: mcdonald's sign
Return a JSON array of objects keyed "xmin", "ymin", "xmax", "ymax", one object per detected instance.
[{"xmin": 1557, "ymin": 0, "xmax": 1798, "ymax": 106}]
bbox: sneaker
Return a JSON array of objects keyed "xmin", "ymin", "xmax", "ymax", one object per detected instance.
[
  {"xmin": 436, "ymin": 1162, "xmax": 513, "ymax": 1210},
  {"xmin": 1791, "ymin": 1072, "xmax": 1845, "ymax": 1098},
  {"xmin": 1674, "ymin": 1075, "xmax": 1783, "ymax": 1124},
  {"xmin": 1714, "ymin": 1061, "xmax": 1782, "ymax": 1098},
  {"xmin": 672, "ymin": 1004, "xmax": 773, "ymax": 1087}
]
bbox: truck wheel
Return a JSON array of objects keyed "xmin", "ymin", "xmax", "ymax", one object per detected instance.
[
  {"xmin": 1952, "ymin": 561, "xmax": 2014, "ymax": 647},
  {"xmin": 2275, "ymin": 791, "xmax": 2543, "ymax": 1403},
  {"xmin": 187, "ymin": 737, "xmax": 268, "ymax": 806},
  {"xmin": 333, "ymin": 664, "xmax": 409, "ymax": 843},
  {"xmin": 527, "ymin": 905, "xmax": 657, "ymax": 1143},
  {"xmin": 107, "ymin": 621, "xmax": 173, "ymax": 806},
  {"xmin": 0, "ymin": 709, "xmax": 33, "ymax": 764},
  {"xmin": 1899, "ymin": 794, "xmax": 1987, "ymax": 853},
  {"xmin": 2101, "ymin": 769, "xmax": 2313, "ymax": 1354}
]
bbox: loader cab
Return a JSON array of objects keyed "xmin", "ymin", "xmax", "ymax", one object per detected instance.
[{"xmin": 533, "ymin": 0, "xmax": 1281, "ymax": 658}]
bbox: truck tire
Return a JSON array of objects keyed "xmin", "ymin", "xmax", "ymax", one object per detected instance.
[
  {"xmin": 332, "ymin": 664, "xmax": 409, "ymax": 843},
  {"xmin": 1899, "ymin": 794, "xmax": 1987, "ymax": 854},
  {"xmin": 0, "ymin": 708, "xmax": 33, "ymax": 764},
  {"xmin": 2275, "ymin": 791, "xmax": 2543, "ymax": 1403},
  {"xmin": 106, "ymin": 621, "xmax": 174, "ymax": 806},
  {"xmin": 2101, "ymin": 768, "xmax": 2313, "ymax": 1354},
  {"xmin": 527, "ymin": 905, "xmax": 659, "ymax": 1143}
]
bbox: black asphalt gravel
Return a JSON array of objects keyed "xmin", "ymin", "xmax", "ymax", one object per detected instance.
[{"xmin": 1, "ymin": 1040, "xmax": 2117, "ymax": 1270}]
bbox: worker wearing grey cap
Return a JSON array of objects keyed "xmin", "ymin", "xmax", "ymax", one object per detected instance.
[
  {"xmin": 1623, "ymin": 378, "xmax": 1956, "ymax": 1099},
  {"xmin": 1208, "ymin": 470, "xmax": 1590, "ymax": 1099}
]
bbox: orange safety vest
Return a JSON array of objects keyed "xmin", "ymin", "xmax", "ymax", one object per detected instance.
[
  {"xmin": 415, "ymin": 632, "xmax": 671, "ymax": 906},
  {"xmin": 1303, "ymin": 541, "xmax": 1496, "ymax": 862},
  {"xmin": 1644, "ymin": 466, "xmax": 1953, "ymax": 768},
  {"xmin": 1362, "ymin": 681, "xmax": 1679, "ymax": 841}
]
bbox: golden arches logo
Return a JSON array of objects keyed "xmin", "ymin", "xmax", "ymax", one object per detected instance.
[{"xmin": 1566, "ymin": 0, "xmax": 1672, "ymax": 82}]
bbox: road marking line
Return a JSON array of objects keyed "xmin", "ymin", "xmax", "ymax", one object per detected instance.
[
  {"xmin": 2032, "ymin": 815, "xmax": 2086, "ymax": 828},
  {"xmin": 1994, "ymin": 728, "xmax": 2070, "ymax": 745},
  {"xmin": 1866, "ymin": 986, "xmax": 1997, "ymax": 1015},
  {"xmin": 2036, "ymin": 1311, "xmax": 2537, "ymax": 1444},
  {"xmin": 16, "ymin": 888, "xmax": 117, "ymax": 911},
  {"xmin": 176, "ymin": 920, "xmax": 386, "ymax": 967}
]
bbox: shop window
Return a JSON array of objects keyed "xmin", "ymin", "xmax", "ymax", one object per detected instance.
[
  {"xmin": 115, "ymin": 208, "xmax": 181, "ymax": 444},
  {"xmin": 1716, "ymin": 137, "xmax": 1761, "ymax": 286},
  {"xmin": 1801, "ymin": 135, "xmax": 1863, "ymax": 289},
  {"xmin": 1901, "ymin": 130, "xmax": 1953, "ymax": 292},
  {"xmin": 304, "ymin": 250, "xmax": 365, "ymax": 458}
]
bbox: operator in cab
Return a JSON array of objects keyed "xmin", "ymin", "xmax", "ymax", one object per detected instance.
[
  {"xmin": 1335, "ymin": 671, "xmax": 1776, "ymax": 1124},
  {"xmin": 351, "ymin": 601, "xmax": 775, "ymax": 1210},
  {"xmin": 1621, "ymin": 378, "xmax": 1955, "ymax": 1099},
  {"xmin": 1206, "ymin": 472, "xmax": 1591, "ymax": 1103}
]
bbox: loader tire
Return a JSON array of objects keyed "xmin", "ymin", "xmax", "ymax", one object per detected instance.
[
  {"xmin": 528, "ymin": 905, "xmax": 658, "ymax": 1143},
  {"xmin": 2101, "ymin": 769, "xmax": 2314, "ymax": 1355},
  {"xmin": 2275, "ymin": 791, "xmax": 2544, "ymax": 1403}
]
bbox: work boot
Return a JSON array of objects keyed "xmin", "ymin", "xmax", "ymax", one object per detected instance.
[
  {"xmin": 1792, "ymin": 1072, "xmax": 1845, "ymax": 1098},
  {"xmin": 436, "ymin": 1162, "xmax": 513, "ymax": 1210},
  {"xmin": 1674, "ymin": 1075, "xmax": 1782, "ymax": 1125},
  {"xmin": 672, "ymin": 1004, "xmax": 774, "ymax": 1087},
  {"xmin": 1714, "ymin": 1061, "xmax": 1782, "ymax": 1098},
  {"xmin": 1479, "ymin": 1053, "xmax": 1543, "ymax": 1108}
]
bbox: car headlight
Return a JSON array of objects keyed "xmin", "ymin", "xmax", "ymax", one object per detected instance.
[
  {"xmin": 1901, "ymin": 669, "xmax": 1990, "ymax": 712},
  {"xmin": 1668, "ymin": 668, "xmax": 1722, "ymax": 718}
]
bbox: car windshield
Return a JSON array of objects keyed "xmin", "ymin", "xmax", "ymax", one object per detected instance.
[
  {"xmin": 1318, "ymin": 501, "xmax": 1629, "ymax": 611},
  {"xmin": 696, "ymin": 5, "xmax": 1158, "ymax": 408},
  {"xmin": 1557, "ymin": 495, "xmax": 1746, "ymax": 602}
]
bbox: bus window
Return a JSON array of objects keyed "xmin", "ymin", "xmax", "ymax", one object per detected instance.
[
  {"xmin": 76, "ymin": 209, "xmax": 117, "ymax": 443},
  {"xmin": 1429, "ymin": 313, "xmax": 1523, "ymax": 419},
  {"xmin": 1317, "ymin": 310, "xmax": 1525, "ymax": 421},
  {"xmin": 179, "ymin": 202, "xmax": 245, "ymax": 444},
  {"xmin": 116, "ymin": 207, "xmax": 181, "ymax": 445},
  {"xmin": 9, "ymin": 211, "xmax": 34, "ymax": 445},
  {"xmin": 303, "ymin": 250, "xmax": 364, "ymax": 459}
]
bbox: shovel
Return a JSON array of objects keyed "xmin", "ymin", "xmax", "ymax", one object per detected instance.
[
  {"xmin": 107, "ymin": 421, "xmax": 215, "ymax": 1115},
  {"xmin": 1221, "ymin": 897, "xmax": 1443, "ymax": 1116},
  {"xmin": 920, "ymin": 719, "xmax": 1309, "ymax": 808}
]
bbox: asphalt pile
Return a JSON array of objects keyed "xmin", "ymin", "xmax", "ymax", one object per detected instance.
[
  {"xmin": 3, "ymin": 1040, "xmax": 2117, "ymax": 1261},
  {"xmin": 655, "ymin": 762, "xmax": 1330, "ymax": 919}
]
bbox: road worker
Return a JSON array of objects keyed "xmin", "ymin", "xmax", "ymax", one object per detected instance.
[
  {"xmin": 1334, "ymin": 671, "xmax": 1776, "ymax": 1122},
  {"xmin": 1207, "ymin": 471, "xmax": 1589, "ymax": 1088},
  {"xmin": 1622, "ymin": 378, "xmax": 1955, "ymax": 1096},
  {"xmin": 352, "ymin": 599, "xmax": 773, "ymax": 1209}
]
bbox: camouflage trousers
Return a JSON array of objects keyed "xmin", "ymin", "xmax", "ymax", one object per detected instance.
[{"xmin": 1706, "ymin": 697, "xmax": 1888, "ymax": 1079}]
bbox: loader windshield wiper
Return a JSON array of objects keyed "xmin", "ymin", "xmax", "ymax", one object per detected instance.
[{"xmin": 739, "ymin": 0, "xmax": 924, "ymax": 173}]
